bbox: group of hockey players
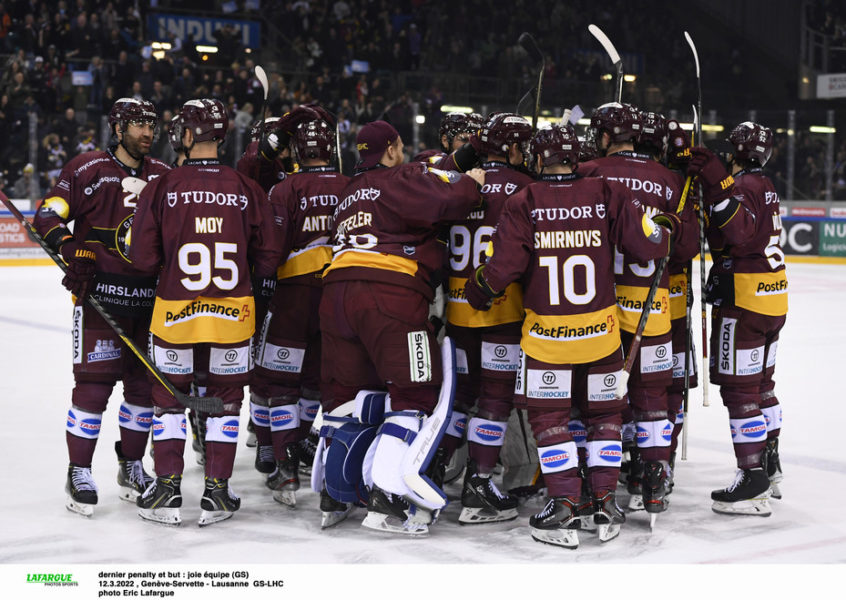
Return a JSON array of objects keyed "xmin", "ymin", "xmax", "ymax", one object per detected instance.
[{"xmin": 34, "ymin": 89, "xmax": 787, "ymax": 548}]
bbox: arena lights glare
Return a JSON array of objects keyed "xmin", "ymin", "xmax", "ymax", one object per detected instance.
[
  {"xmin": 196, "ymin": 45, "xmax": 219, "ymax": 53},
  {"xmin": 809, "ymin": 125, "xmax": 836, "ymax": 134},
  {"xmin": 623, "ymin": 74, "xmax": 636, "ymax": 82},
  {"xmin": 440, "ymin": 105, "xmax": 474, "ymax": 114},
  {"xmin": 415, "ymin": 115, "xmax": 426, "ymax": 124}
]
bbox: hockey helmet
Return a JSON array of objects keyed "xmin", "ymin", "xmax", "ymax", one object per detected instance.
[
  {"xmin": 728, "ymin": 121, "xmax": 773, "ymax": 167},
  {"xmin": 292, "ymin": 118, "xmax": 335, "ymax": 162},
  {"xmin": 636, "ymin": 111, "xmax": 668, "ymax": 158},
  {"xmin": 249, "ymin": 117, "xmax": 283, "ymax": 143},
  {"xmin": 179, "ymin": 98, "xmax": 229, "ymax": 144},
  {"xmin": 586, "ymin": 102, "xmax": 642, "ymax": 151},
  {"xmin": 439, "ymin": 111, "xmax": 484, "ymax": 150},
  {"xmin": 108, "ymin": 98, "xmax": 158, "ymax": 136},
  {"xmin": 168, "ymin": 113, "xmax": 184, "ymax": 154},
  {"xmin": 475, "ymin": 112, "xmax": 533, "ymax": 156},
  {"xmin": 529, "ymin": 123, "xmax": 580, "ymax": 170}
]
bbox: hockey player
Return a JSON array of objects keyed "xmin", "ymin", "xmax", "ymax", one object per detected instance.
[
  {"xmin": 443, "ymin": 112, "xmax": 534, "ymax": 524},
  {"xmin": 251, "ymin": 118, "xmax": 349, "ymax": 507},
  {"xmin": 636, "ymin": 114, "xmax": 700, "ymax": 492},
  {"xmin": 580, "ymin": 103, "xmax": 696, "ymax": 518},
  {"xmin": 129, "ymin": 99, "xmax": 282, "ymax": 527},
  {"xmin": 463, "ymin": 124, "xmax": 680, "ymax": 548},
  {"xmin": 34, "ymin": 98, "xmax": 170, "ymax": 517},
  {"xmin": 686, "ymin": 122, "xmax": 786, "ymax": 516},
  {"xmin": 413, "ymin": 111, "xmax": 484, "ymax": 165},
  {"xmin": 319, "ymin": 120, "xmax": 485, "ymax": 534}
]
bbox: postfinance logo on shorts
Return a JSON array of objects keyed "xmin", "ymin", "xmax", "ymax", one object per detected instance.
[{"xmin": 151, "ymin": 295, "xmax": 256, "ymax": 344}]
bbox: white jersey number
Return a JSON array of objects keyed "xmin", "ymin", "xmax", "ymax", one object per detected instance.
[
  {"xmin": 450, "ymin": 225, "xmax": 494, "ymax": 272},
  {"xmin": 539, "ymin": 254, "xmax": 597, "ymax": 306},
  {"xmin": 178, "ymin": 242, "xmax": 239, "ymax": 291}
]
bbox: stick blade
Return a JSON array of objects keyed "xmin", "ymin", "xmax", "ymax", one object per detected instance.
[
  {"xmin": 588, "ymin": 24, "xmax": 621, "ymax": 65},
  {"xmin": 518, "ymin": 32, "xmax": 544, "ymax": 63},
  {"xmin": 683, "ymin": 31, "xmax": 700, "ymax": 76},
  {"xmin": 254, "ymin": 65, "xmax": 269, "ymax": 98}
]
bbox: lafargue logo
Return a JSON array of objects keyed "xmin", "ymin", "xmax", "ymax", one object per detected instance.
[
  {"xmin": 542, "ymin": 371, "xmax": 556, "ymax": 385},
  {"xmin": 540, "ymin": 448, "xmax": 570, "ymax": 469},
  {"xmin": 277, "ymin": 348, "xmax": 290, "ymax": 360},
  {"xmin": 494, "ymin": 345, "xmax": 508, "ymax": 358},
  {"xmin": 656, "ymin": 345, "xmax": 667, "ymax": 358},
  {"xmin": 26, "ymin": 572, "xmax": 77, "ymax": 587},
  {"xmin": 225, "ymin": 349, "xmax": 238, "ymax": 362},
  {"xmin": 166, "ymin": 350, "xmax": 179, "ymax": 362},
  {"xmin": 474, "ymin": 422, "xmax": 504, "ymax": 443},
  {"xmin": 603, "ymin": 373, "xmax": 616, "ymax": 387}
]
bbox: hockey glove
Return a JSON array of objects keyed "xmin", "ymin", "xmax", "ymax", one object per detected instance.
[
  {"xmin": 59, "ymin": 240, "xmax": 96, "ymax": 299},
  {"xmin": 687, "ymin": 147, "xmax": 735, "ymax": 207},
  {"xmin": 463, "ymin": 266, "xmax": 502, "ymax": 311},
  {"xmin": 665, "ymin": 120, "xmax": 691, "ymax": 168}
]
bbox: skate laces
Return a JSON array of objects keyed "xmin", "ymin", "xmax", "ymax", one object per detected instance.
[
  {"xmin": 71, "ymin": 466, "xmax": 97, "ymax": 492},
  {"xmin": 484, "ymin": 476, "xmax": 507, "ymax": 500},
  {"xmin": 258, "ymin": 445, "xmax": 274, "ymax": 463},
  {"xmin": 128, "ymin": 460, "xmax": 148, "ymax": 486},
  {"xmin": 537, "ymin": 498, "xmax": 557, "ymax": 519},
  {"xmin": 726, "ymin": 469, "xmax": 746, "ymax": 493}
]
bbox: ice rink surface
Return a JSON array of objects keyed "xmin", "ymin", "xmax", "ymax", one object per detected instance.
[{"xmin": 1, "ymin": 261, "xmax": 844, "ymax": 597}]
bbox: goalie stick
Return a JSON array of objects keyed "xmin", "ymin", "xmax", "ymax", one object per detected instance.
[
  {"xmin": 517, "ymin": 32, "xmax": 544, "ymax": 130},
  {"xmin": 0, "ymin": 193, "xmax": 223, "ymax": 413},
  {"xmin": 588, "ymin": 24, "xmax": 624, "ymax": 103},
  {"xmin": 684, "ymin": 31, "xmax": 710, "ymax": 409}
]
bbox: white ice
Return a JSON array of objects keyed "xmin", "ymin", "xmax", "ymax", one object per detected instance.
[{"xmin": 1, "ymin": 262, "xmax": 844, "ymax": 595}]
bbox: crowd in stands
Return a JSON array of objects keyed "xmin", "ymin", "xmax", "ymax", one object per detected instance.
[
  {"xmin": 0, "ymin": 0, "xmax": 841, "ymax": 201},
  {"xmin": 806, "ymin": 0, "xmax": 846, "ymax": 72}
]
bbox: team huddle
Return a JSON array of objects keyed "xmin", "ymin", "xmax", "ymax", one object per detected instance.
[{"xmin": 32, "ymin": 94, "xmax": 787, "ymax": 548}]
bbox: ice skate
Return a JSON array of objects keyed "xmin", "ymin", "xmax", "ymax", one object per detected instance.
[
  {"xmin": 593, "ymin": 491, "xmax": 625, "ymax": 542},
  {"xmin": 65, "ymin": 464, "xmax": 97, "ymax": 517},
  {"xmin": 254, "ymin": 444, "xmax": 275, "ymax": 475},
  {"xmin": 643, "ymin": 460, "xmax": 669, "ymax": 528},
  {"xmin": 711, "ymin": 468, "xmax": 772, "ymax": 517},
  {"xmin": 765, "ymin": 438, "xmax": 783, "ymax": 499},
  {"xmin": 529, "ymin": 497, "xmax": 580, "ymax": 549},
  {"xmin": 361, "ymin": 486, "xmax": 431, "ymax": 536},
  {"xmin": 245, "ymin": 419, "xmax": 257, "ymax": 448},
  {"xmin": 198, "ymin": 477, "xmax": 240, "ymax": 526},
  {"xmin": 458, "ymin": 460, "xmax": 518, "ymax": 524},
  {"xmin": 266, "ymin": 445, "xmax": 300, "ymax": 507},
  {"xmin": 137, "ymin": 475, "xmax": 182, "ymax": 526},
  {"xmin": 444, "ymin": 443, "xmax": 468, "ymax": 485},
  {"xmin": 626, "ymin": 446, "xmax": 644, "ymax": 511},
  {"xmin": 188, "ymin": 410, "xmax": 206, "ymax": 466},
  {"xmin": 576, "ymin": 466, "xmax": 596, "ymax": 532},
  {"xmin": 297, "ymin": 431, "xmax": 318, "ymax": 476},
  {"xmin": 320, "ymin": 488, "xmax": 352, "ymax": 529},
  {"xmin": 115, "ymin": 441, "xmax": 154, "ymax": 502}
]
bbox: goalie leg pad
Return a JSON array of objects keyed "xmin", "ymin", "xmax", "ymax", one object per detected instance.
[
  {"xmin": 325, "ymin": 420, "xmax": 379, "ymax": 504},
  {"xmin": 353, "ymin": 390, "xmax": 389, "ymax": 425}
]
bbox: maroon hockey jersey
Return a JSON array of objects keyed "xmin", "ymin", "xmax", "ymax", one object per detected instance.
[
  {"xmin": 34, "ymin": 149, "xmax": 171, "ymax": 316},
  {"xmin": 447, "ymin": 160, "xmax": 534, "ymax": 327},
  {"xmin": 706, "ymin": 168, "xmax": 787, "ymax": 316},
  {"xmin": 481, "ymin": 174, "xmax": 672, "ymax": 364},
  {"xmin": 129, "ymin": 159, "xmax": 282, "ymax": 344},
  {"xmin": 236, "ymin": 141, "xmax": 289, "ymax": 192},
  {"xmin": 323, "ymin": 162, "xmax": 482, "ymax": 301},
  {"xmin": 268, "ymin": 166, "xmax": 349, "ymax": 282},
  {"xmin": 580, "ymin": 152, "xmax": 694, "ymax": 335}
]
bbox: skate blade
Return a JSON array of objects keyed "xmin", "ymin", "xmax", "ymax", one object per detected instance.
[
  {"xmin": 627, "ymin": 494, "xmax": 644, "ymax": 511},
  {"xmin": 361, "ymin": 511, "xmax": 429, "ymax": 536},
  {"xmin": 245, "ymin": 433, "xmax": 257, "ymax": 448},
  {"xmin": 649, "ymin": 513, "xmax": 658, "ymax": 530},
  {"xmin": 321, "ymin": 507, "xmax": 352, "ymax": 529},
  {"xmin": 597, "ymin": 522, "xmax": 621, "ymax": 542},
  {"xmin": 458, "ymin": 506, "xmax": 518, "ymax": 525},
  {"xmin": 65, "ymin": 497, "xmax": 95, "ymax": 517},
  {"xmin": 530, "ymin": 526, "xmax": 579, "ymax": 549},
  {"xmin": 769, "ymin": 482, "xmax": 782, "ymax": 499},
  {"xmin": 272, "ymin": 490, "xmax": 297, "ymax": 507},
  {"xmin": 579, "ymin": 515, "xmax": 597, "ymax": 531},
  {"xmin": 138, "ymin": 507, "xmax": 181, "ymax": 526},
  {"xmin": 198, "ymin": 509, "xmax": 235, "ymax": 527},
  {"xmin": 711, "ymin": 498, "xmax": 772, "ymax": 517}
]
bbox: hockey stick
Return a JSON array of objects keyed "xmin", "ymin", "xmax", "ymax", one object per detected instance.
[
  {"xmin": 517, "ymin": 32, "xmax": 545, "ymax": 131},
  {"xmin": 684, "ymin": 31, "xmax": 710, "ymax": 408},
  {"xmin": 254, "ymin": 65, "xmax": 269, "ymax": 143},
  {"xmin": 0, "ymin": 194, "xmax": 223, "ymax": 413},
  {"xmin": 588, "ymin": 24, "xmax": 624, "ymax": 103}
]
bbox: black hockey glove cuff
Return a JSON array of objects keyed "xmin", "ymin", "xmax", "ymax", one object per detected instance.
[{"xmin": 463, "ymin": 266, "xmax": 502, "ymax": 311}]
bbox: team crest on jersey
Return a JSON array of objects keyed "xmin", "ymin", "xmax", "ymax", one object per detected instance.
[
  {"xmin": 116, "ymin": 214, "xmax": 133, "ymax": 261},
  {"xmin": 504, "ymin": 182, "xmax": 517, "ymax": 195}
]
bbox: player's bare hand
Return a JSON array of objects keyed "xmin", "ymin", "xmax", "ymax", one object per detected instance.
[{"xmin": 466, "ymin": 168, "xmax": 485, "ymax": 186}]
